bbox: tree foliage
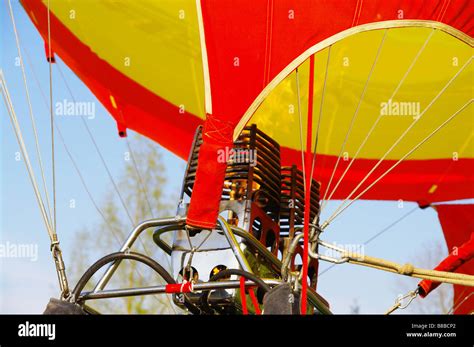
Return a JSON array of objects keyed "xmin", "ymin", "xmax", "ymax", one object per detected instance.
[
  {"xmin": 69, "ymin": 134, "xmax": 182, "ymax": 314},
  {"xmin": 395, "ymin": 241, "xmax": 453, "ymax": 314}
]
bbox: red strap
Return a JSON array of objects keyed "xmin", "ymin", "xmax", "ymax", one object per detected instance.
[
  {"xmin": 418, "ymin": 232, "xmax": 474, "ymax": 297},
  {"xmin": 248, "ymin": 288, "xmax": 261, "ymax": 315},
  {"xmin": 240, "ymin": 277, "xmax": 248, "ymax": 315},
  {"xmin": 186, "ymin": 114, "xmax": 234, "ymax": 229},
  {"xmin": 165, "ymin": 281, "xmax": 193, "ymax": 294}
]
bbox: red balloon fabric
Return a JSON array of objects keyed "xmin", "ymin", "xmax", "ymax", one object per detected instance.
[
  {"xmin": 418, "ymin": 204, "xmax": 474, "ymax": 314},
  {"xmin": 188, "ymin": 0, "xmax": 474, "ymax": 228}
]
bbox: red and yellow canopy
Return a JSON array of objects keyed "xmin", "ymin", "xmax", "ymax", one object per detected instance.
[{"xmin": 21, "ymin": 0, "xmax": 473, "ymax": 229}]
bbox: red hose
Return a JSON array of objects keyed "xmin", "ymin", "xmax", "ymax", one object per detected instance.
[{"xmin": 165, "ymin": 281, "xmax": 193, "ymax": 293}]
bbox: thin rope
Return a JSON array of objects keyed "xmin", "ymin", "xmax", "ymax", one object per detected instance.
[
  {"xmin": 185, "ymin": 229, "xmax": 213, "ymax": 252},
  {"xmin": 2, "ymin": 73, "xmax": 71, "ymax": 296},
  {"xmin": 125, "ymin": 137, "xmax": 155, "ymax": 218},
  {"xmin": 322, "ymin": 98, "xmax": 473, "ymax": 229},
  {"xmin": 321, "ymin": 29, "xmax": 436, "ymax": 212},
  {"xmin": 392, "ymin": 29, "xmax": 436, "ymax": 99},
  {"xmin": 57, "ymin": 123, "xmax": 176, "ymax": 311},
  {"xmin": 57, "ymin": 128, "xmax": 122, "ymax": 246},
  {"xmin": 56, "ymin": 63, "xmax": 136, "ymax": 227},
  {"xmin": 11, "ymin": 19, "xmax": 175, "ymax": 309},
  {"xmin": 321, "ymin": 30, "xmax": 387, "ymax": 212},
  {"xmin": 21, "ymin": 30, "xmax": 125, "ymax": 247},
  {"xmin": 319, "ymin": 205, "xmax": 418, "ymax": 277},
  {"xmin": 55, "ymin": 62, "xmax": 177, "ymax": 312},
  {"xmin": 301, "ymin": 54, "xmax": 316, "ymax": 314},
  {"xmin": 57, "ymin": 64, "xmax": 149, "ymax": 246},
  {"xmin": 431, "ymin": 132, "xmax": 473, "ymax": 195},
  {"xmin": 6, "ymin": 0, "xmax": 53, "ymax": 226},
  {"xmin": 448, "ymin": 292, "xmax": 474, "ymax": 314},
  {"xmin": 0, "ymin": 72, "xmax": 53, "ymax": 237},
  {"xmin": 447, "ymin": 287, "xmax": 467, "ymax": 314},
  {"xmin": 322, "ymin": 56, "xmax": 472, "ymax": 227}
]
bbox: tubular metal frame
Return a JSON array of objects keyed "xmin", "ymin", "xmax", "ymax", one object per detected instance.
[
  {"xmin": 93, "ymin": 217, "xmax": 186, "ymax": 292},
  {"xmin": 81, "ymin": 279, "xmax": 282, "ymax": 301},
  {"xmin": 80, "ymin": 216, "xmax": 331, "ymax": 314}
]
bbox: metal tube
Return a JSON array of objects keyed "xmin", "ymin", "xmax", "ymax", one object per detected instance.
[
  {"xmin": 308, "ymin": 239, "xmax": 350, "ymax": 264},
  {"xmin": 281, "ymin": 233, "xmax": 304, "ymax": 280},
  {"xmin": 84, "ymin": 278, "xmax": 331, "ymax": 313},
  {"xmin": 93, "ymin": 217, "xmax": 185, "ymax": 292},
  {"xmin": 307, "ymin": 289, "xmax": 332, "ymax": 315},
  {"xmin": 88, "ymin": 216, "xmax": 332, "ymax": 314},
  {"xmin": 52, "ymin": 243, "xmax": 70, "ymax": 298},
  {"xmin": 230, "ymin": 226, "xmax": 281, "ymax": 274},
  {"xmin": 217, "ymin": 216, "xmax": 253, "ymax": 273},
  {"xmin": 83, "ymin": 279, "xmax": 283, "ymax": 301}
]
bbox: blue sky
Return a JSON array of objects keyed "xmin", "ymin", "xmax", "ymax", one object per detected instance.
[{"xmin": 0, "ymin": 1, "xmax": 454, "ymax": 314}]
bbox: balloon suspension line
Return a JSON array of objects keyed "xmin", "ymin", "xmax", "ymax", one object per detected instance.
[
  {"xmin": 294, "ymin": 56, "xmax": 316, "ymax": 314},
  {"xmin": 320, "ymin": 29, "xmax": 388, "ymax": 213},
  {"xmin": 5, "ymin": 0, "xmax": 69, "ymax": 298},
  {"xmin": 46, "ymin": 0, "xmax": 70, "ymax": 299},
  {"xmin": 311, "ymin": 234, "xmax": 474, "ymax": 314},
  {"xmin": 1, "ymin": 74, "xmax": 72, "ymax": 296},
  {"xmin": 321, "ymin": 29, "xmax": 436, "ymax": 213},
  {"xmin": 56, "ymin": 65, "xmax": 162, "ymax": 286},
  {"xmin": 306, "ymin": 47, "xmax": 332, "ymax": 267},
  {"xmin": 294, "ymin": 65, "xmax": 309, "ymax": 313},
  {"xmin": 56, "ymin": 64, "xmax": 177, "ymax": 312},
  {"xmin": 123, "ymin": 141, "xmax": 177, "ymax": 312},
  {"xmin": 125, "ymin": 137, "xmax": 155, "ymax": 218},
  {"xmin": 0, "ymin": 73, "xmax": 54, "ymax": 239},
  {"xmin": 56, "ymin": 64, "xmax": 137, "ymax": 228},
  {"xmin": 6, "ymin": 0, "xmax": 53, "ymax": 224},
  {"xmin": 320, "ymin": 56, "xmax": 473, "ymax": 230},
  {"xmin": 124, "ymin": 136, "xmax": 177, "ymax": 297},
  {"xmin": 299, "ymin": 46, "xmax": 332, "ymax": 294},
  {"xmin": 55, "ymin": 64, "xmax": 136, "ymax": 229},
  {"xmin": 322, "ymin": 97, "xmax": 473, "ymax": 231},
  {"xmin": 318, "ymin": 206, "xmax": 419, "ymax": 277},
  {"xmin": 448, "ymin": 292, "xmax": 474, "ymax": 314},
  {"xmin": 302, "ymin": 54, "xmax": 316, "ymax": 314},
  {"xmin": 22, "ymin": 35, "xmax": 124, "ymax": 248}
]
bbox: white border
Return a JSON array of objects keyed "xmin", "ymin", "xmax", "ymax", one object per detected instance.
[{"xmin": 196, "ymin": 0, "xmax": 212, "ymax": 115}]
